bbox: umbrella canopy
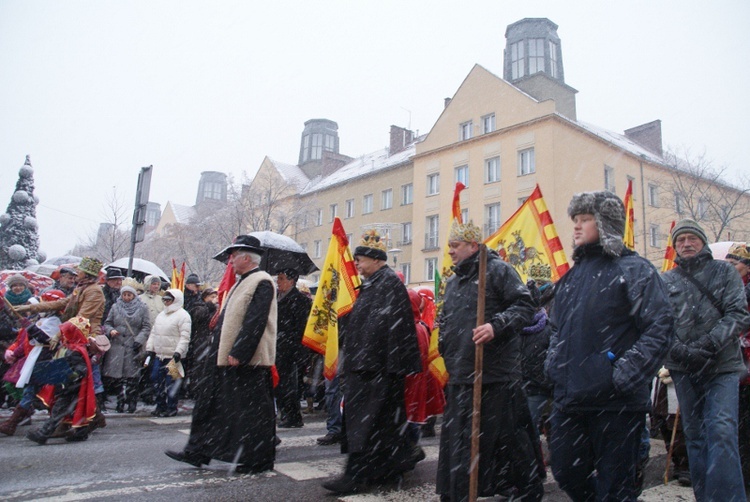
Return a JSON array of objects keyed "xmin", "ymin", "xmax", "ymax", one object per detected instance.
[
  {"xmin": 249, "ymin": 231, "xmax": 319, "ymax": 276},
  {"xmin": 709, "ymin": 241, "xmax": 735, "ymax": 261},
  {"xmin": 106, "ymin": 258, "xmax": 169, "ymax": 282},
  {"xmin": 28, "ymin": 256, "xmax": 82, "ymax": 277},
  {"xmin": 0, "ymin": 269, "xmax": 54, "ymax": 294}
]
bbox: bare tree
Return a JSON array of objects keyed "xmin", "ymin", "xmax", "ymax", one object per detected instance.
[
  {"xmin": 243, "ymin": 166, "xmax": 315, "ymax": 235},
  {"xmin": 71, "ymin": 187, "xmax": 131, "ymax": 262},
  {"xmin": 663, "ymin": 147, "xmax": 750, "ymax": 242}
]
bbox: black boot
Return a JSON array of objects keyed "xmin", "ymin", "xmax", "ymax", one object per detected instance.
[{"xmin": 27, "ymin": 420, "xmax": 56, "ymax": 445}]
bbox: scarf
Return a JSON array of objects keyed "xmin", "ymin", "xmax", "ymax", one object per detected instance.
[
  {"xmin": 116, "ymin": 296, "xmax": 142, "ymax": 317},
  {"xmin": 5, "ymin": 288, "xmax": 32, "ymax": 306}
]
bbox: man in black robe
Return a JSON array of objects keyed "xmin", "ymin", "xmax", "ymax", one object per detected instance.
[
  {"xmin": 165, "ymin": 235, "xmax": 278, "ymax": 474},
  {"xmin": 436, "ymin": 221, "xmax": 543, "ymax": 502},
  {"xmin": 322, "ymin": 229, "xmax": 422, "ymax": 494}
]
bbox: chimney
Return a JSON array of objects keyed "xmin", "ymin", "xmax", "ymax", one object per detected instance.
[
  {"xmin": 624, "ymin": 120, "xmax": 663, "ymax": 157},
  {"xmin": 444, "ymin": 97, "xmax": 452, "ymax": 108},
  {"xmin": 389, "ymin": 125, "xmax": 414, "ymax": 155}
]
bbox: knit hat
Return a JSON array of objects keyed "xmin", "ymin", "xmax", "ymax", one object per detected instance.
[
  {"xmin": 6, "ymin": 274, "xmax": 29, "ymax": 288},
  {"xmin": 120, "ymin": 285, "xmax": 138, "ymax": 297},
  {"xmin": 671, "ymin": 219, "xmax": 708, "ymax": 247},
  {"xmin": 185, "ymin": 273, "xmax": 201, "ymax": 285},
  {"xmin": 448, "ymin": 220, "xmax": 483, "ymax": 244},
  {"xmin": 354, "ymin": 229, "xmax": 388, "ymax": 261},
  {"xmin": 568, "ymin": 191, "xmax": 626, "ymax": 257},
  {"xmin": 726, "ymin": 242, "xmax": 750, "ymax": 265},
  {"xmin": 77, "ymin": 257, "xmax": 103, "ymax": 277}
]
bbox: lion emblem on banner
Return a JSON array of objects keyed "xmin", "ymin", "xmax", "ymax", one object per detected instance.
[{"xmin": 495, "ymin": 230, "xmax": 544, "ymax": 274}]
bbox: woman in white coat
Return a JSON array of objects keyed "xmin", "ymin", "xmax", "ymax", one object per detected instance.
[{"xmin": 145, "ymin": 289, "xmax": 191, "ymax": 417}]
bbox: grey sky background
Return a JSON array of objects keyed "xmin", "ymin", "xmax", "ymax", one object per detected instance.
[{"xmin": 1, "ymin": 0, "xmax": 748, "ymax": 259}]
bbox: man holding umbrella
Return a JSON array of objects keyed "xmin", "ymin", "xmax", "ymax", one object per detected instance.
[{"xmin": 165, "ymin": 235, "xmax": 278, "ymax": 474}]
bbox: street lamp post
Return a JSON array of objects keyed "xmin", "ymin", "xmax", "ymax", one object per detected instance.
[{"xmin": 388, "ymin": 248, "xmax": 402, "ymax": 268}]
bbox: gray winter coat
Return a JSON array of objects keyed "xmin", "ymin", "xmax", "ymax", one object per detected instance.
[
  {"xmin": 662, "ymin": 247, "xmax": 750, "ymax": 375},
  {"xmin": 102, "ymin": 297, "xmax": 151, "ymax": 379}
]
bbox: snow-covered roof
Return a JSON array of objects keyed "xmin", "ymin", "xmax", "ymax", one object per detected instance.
[
  {"xmin": 301, "ymin": 144, "xmax": 415, "ymax": 195},
  {"xmin": 270, "ymin": 158, "xmax": 310, "ymax": 190},
  {"xmin": 574, "ymin": 119, "xmax": 665, "ymax": 166},
  {"xmin": 170, "ymin": 203, "xmax": 197, "ymax": 224}
]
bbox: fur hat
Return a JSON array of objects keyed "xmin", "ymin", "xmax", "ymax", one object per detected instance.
[
  {"xmin": 448, "ymin": 220, "xmax": 483, "ymax": 243},
  {"xmin": 354, "ymin": 229, "xmax": 388, "ymax": 261},
  {"xmin": 213, "ymin": 235, "xmax": 265, "ymax": 263},
  {"xmin": 727, "ymin": 242, "xmax": 750, "ymax": 265},
  {"xmin": 77, "ymin": 257, "xmax": 103, "ymax": 277},
  {"xmin": 671, "ymin": 219, "xmax": 708, "ymax": 247},
  {"xmin": 568, "ymin": 191, "xmax": 626, "ymax": 257},
  {"xmin": 105, "ymin": 268, "xmax": 125, "ymax": 280},
  {"xmin": 6, "ymin": 274, "xmax": 29, "ymax": 288}
]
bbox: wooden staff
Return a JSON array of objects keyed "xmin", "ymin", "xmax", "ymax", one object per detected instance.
[
  {"xmin": 1, "ymin": 294, "xmax": 24, "ymax": 323},
  {"xmin": 469, "ymin": 244, "xmax": 487, "ymax": 502},
  {"xmin": 664, "ymin": 406, "xmax": 681, "ymax": 485}
]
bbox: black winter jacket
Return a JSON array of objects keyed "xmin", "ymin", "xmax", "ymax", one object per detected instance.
[
  {"xmin": 438, "ymin": 250, "xmax": 535, "ymax": 385},
  {"xmin": 546, "ymin": 243, "xmax": 673, "ymax": 412},
  {"xmin": 276, "ymin": 287, "xmax": 312, "ymax": 363},
  {"xmin": 520, "ymin": 309, "xmax": 553, "ymax": 397}
]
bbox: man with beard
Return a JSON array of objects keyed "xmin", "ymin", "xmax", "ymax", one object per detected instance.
[
  {"xmin": 165, "ymin": 235, "xmax": 277, "ymax": 474},
  {"xmin": 322, "ymin": 229, "xmax": 421, "ymax": 494},
  {"xmin": 275, "ymin": 269, "xmax": 312, "ymax": 429}
]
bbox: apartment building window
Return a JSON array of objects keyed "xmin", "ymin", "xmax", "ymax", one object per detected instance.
[
  {"xmin": 529, "ymin": 38, "xmax": 545, "ymax": 74},
  {"xmin": 649, "ymin": 224, "xmax": 659, "ymax": 248},
  {"xmin": 427, "ymin": 173, "xmax": 440, "ymax": 196},
  {"xmin": 401, "ymin": 222, "xmax": 412, "ymax": 245},
  {"xmin": 674, "ymin": 191, "xmax": 684, "ymax": 215},
  {"xmin": 698, "ymin": 198, "xmax": 707, "ymax": 220},
  {"xmin": 381, "ymin": 188, "xmax": 393, "ymax": 210},
  {"xmin": 518, "ymin": 148, "xmax": 535, "ymax": 176},
  {"xmin": 401, "ymin": 183, "xmax": 413, "ymax": 205},
  {"xmin": 362, "ymin": 194, "xmax": 373, "ymax": 214},
  {"xmin": 311, "ymin": 133, "xmax": 323, "ymax": 160},
  {"xmin": 459, "ymin": 121, "xmax": 473, "ymax": 141},
  {"xmin": 426, "ymin": 215, "xmax": 440, "ymax": 249},
  {"xmin": 604, "ymin": 165, "xmax": 616, "ymax": 192},
  {"xmin": 510, "ymin": 41, "xmax": 525, "ymax": 79},
  {"xmin": 425, "ymin": 258, "xmax": 438, "ymax": 282},
  {"xmin": 485, "ymin": 203, "xmax": 502, "ymax": 235},
  {"xmin": 329, "ymin": 203, "xmax": 338, "ymax": 222},
  {"xmin": 485, "ymin": 157, "xmax": 500, "ymax": 183},
  {"xmin": 345, "ymin": 199, "xmax": 354, "ymax": 218},
  {"xmin": 455, "ymin": 165, "xmax": 469, "ymax": 187},
  {"xmin": 401, "ymin": 263, "xmax": 411, "ymax": 285},
  {"xmin": 482, "ymin": 114, "xmax": 496, "ymax": 134},
  {"xmin": 316, "ymin": 209, "xmax": 323, "ymax": 226},
  {"xmin": 203, "ymin": 181, "xmax": 223, "ymax": 200},
  {"xmin": 648, "ymin": 184, "xmax": 659, "ymax": 207},
  {"xmin": 346, "ymin": 234, "xmax": 353, "ymax": 248},
  {"xmin": 314, "ymin": 240, "xmax": 322, "ymax": 258},
  {"xmin": 549, "ymin": 40, "xmax": 559, "ymax": 78},
  {"xmin": 461, "ymin": 208, "xmax": 469, "ymax": 223}
]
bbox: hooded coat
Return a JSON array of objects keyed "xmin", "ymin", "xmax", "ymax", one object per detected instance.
[
  {"xmin": 662, "ymin": 246, "xmax": 750, "ymax": 376},
  {"xmin": 146, "ymin": 289, "xmax": 191, "ymax": 359},
  {"xmin": 102, "ymin": 295, "xmax": 151, "ymax": 379}
]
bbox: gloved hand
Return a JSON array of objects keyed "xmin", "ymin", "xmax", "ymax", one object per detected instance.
[
  {"xmin": 132, "ymin": 341, "xmax": 142, "ymax": 352},
  {"xmin": 172, "ymin": 352, "xmax": 181, "ymax": 363},
  {"xmin": 671, "ymin": 341, "xmax": 713, "ymax": 372},
  {"xmin": 695, "ymin": 336, "xmax": 718, "ymax": 355}
]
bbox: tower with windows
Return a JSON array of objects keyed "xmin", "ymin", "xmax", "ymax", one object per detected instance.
[
  {"xmin": 195, "ymin": 171, "xmax": 227, "ymax": 205},
  {"xmin": 298, "ymin": 119, "xmax": 342, "ymax": 178}
]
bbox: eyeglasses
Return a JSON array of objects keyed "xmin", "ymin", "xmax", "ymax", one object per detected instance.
[{"xmin": 162, "ymin": 297, "xmax": 174, "ymax": 303}]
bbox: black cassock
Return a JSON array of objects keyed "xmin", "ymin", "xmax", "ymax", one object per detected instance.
[
  {"xmin": 184, "ymin": 271, "xmax": 276, "ymax": 471},
  {"xmin": 340, "ymin": 265, "xmax": 421, "ymax": 482}
]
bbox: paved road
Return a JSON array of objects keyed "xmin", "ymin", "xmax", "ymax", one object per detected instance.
[{"xmin": 0, "ymin": 402, "xmax": 706, "ymax": 501}]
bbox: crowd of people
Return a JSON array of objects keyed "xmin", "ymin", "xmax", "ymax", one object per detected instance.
[{"xmin": 2, "ymin": 190, "xmax": 750, "ymax": 502}]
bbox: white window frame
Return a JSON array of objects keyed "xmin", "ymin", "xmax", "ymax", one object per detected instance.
[
  {"xmin": 455, "ymin": 165, "xmax": 469, "ymax": 187},
  {"xmin": 459, "ymin": 121, "xmax": 473, "ymax": 141},
  {"xmin": 381, "ymin": 188, "xmax": 393, "ymax": 210},
  {"xmin": 648, "ymin": 184, "xmax": 659, "ymax": 207},
  {"xmin": 401, "ymin": 222, "xmax": 412, "ymax": 245},
  {"xmin": 329, "ymin": 203, "xmax": 338, "ymax": 222},
  {"xmin": 485, "ymin": 203, "xmax": 502, "ymax": 235},
  {"xmin": 362, "ymin": 194, "xmax": 373, "ymax": 214},
  {"xmin": 314, "ymin": 240, "xmax": 322, "ymax": 258},
  {"xmin": 316, "ymin": 209, "xmax": 323, "ymax": 226},
  {"xmin": 649, "ymin": 224, "xmax": 659, "ymax": 248},
  {"xmin": 549, "ymin": 40, "xmax": 559, "ymax": 78},
  {"xmin": 400, "ymin": 263, "xmax": 411, "ymax": 285},
  {"xmin": 528, "ymin": 38, "xmax": 545, "ymax": 74},
  {"xmin": 401, "ymin": 183, "xmax": 413, "ymax": 205},
  {"xmin": 426, "ymin": 215, "xmax": 439, "ymax": 249},
  {"xmin": 604, "ymin": 165, "xmax": 616, "ymax": 193},
  {"xmin": 482, "ymin": 114, "xmax": 496, "ymax": 134},
  {"xmin": 518, "ymin": 148, "xmax": 535, "ymax": 176},
  {"xmin": 345, "ymin": 199, "xmax": 354, "ymax": 218},
  {"xmin": 510, "ymin": 41, "xmax": 525, "ymax": 79},
  {"xmin": 485, "ymin": 156, "xmax": 500, "ymax": 183},
  {"xmin": 425, "ymin": 257, "xmax": 438, "ymax": 282},
  {"xmin": 427, "ymin": 173, "xmax": 440, "ymax": 196}
]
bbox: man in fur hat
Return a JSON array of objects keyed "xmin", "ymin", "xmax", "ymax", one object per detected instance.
[
  {"xmin": 322, "ymin": 229, "xmax": 422, "ymax": 494},
  {"xmin": 545, "ymin": 191, "xmax": 673, "ymax": 501},
  {"xmin": 165, "ymin": 235, "xmax": 278, "ymax": 474},
  {"xmin": 662, "ymin": 220, "xmax": 750, "ymax": 500},
  {"xmin": 436, "ymin": 220, "xmax": 542, "ymax": 502}
]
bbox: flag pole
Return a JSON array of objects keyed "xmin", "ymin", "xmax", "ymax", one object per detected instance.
[{"xmin": 469, "ymin": 244, "xmax": 487, "ymax": 502}]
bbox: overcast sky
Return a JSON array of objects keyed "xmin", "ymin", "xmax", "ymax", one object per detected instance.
[{"xmin": 1, "ymin": 0, "xmax": 748, "ymax": 259}]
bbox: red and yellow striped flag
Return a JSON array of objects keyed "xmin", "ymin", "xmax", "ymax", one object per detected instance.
[
  {"xmin": 485, "ymin": 184, "xmax": 570, "ymax": 283},
  {"xmin": 170, "ymin": 259, "xmax": 186, "ymax": 291},
  {"xmin": 623, "ymin": 179, "xmax": 636, "ymax": 250},
  {"xmin": 302, "ymin": 218, "xmax": 361, "ymax": 380},
  {"xmin": 662, "ymin": 221, "xmax": 677, "ymax": 272}
]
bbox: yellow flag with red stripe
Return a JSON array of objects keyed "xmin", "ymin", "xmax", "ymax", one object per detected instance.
[
  {"xmin": 662, "ymin": 221, "xmax": 677, "ymax": 272},
  {"xmin": 484, "ymin": 184, "xmax": 570, "ymax": 283},
  {"xmin": 623, "ymin": 179, "xmax": 636, "ymax": 250},
  {"xmin": 302, "ymin": 218, "xmax": 361, "ymax": 380}
]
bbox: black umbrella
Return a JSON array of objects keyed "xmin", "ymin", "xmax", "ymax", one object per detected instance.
[{"xmin": 249, "ymin": 231, "xmax": 319, "ymax": 276}]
